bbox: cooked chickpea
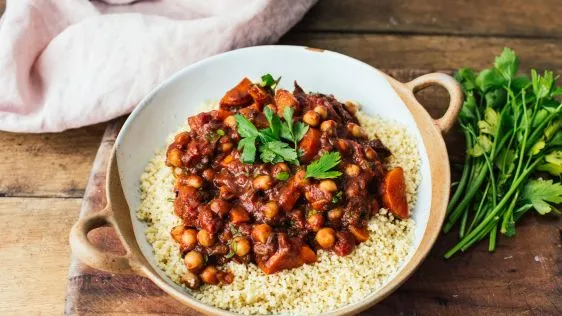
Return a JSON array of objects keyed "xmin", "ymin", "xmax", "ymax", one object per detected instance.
[
  {"xmin": 251, "ymin": 223, "xmax": 272, "ymax": 243},
  {"xmin": 184, "ymin": 250, "xmax": 204, "ymax": 271},
  {"xmin": 315, "ymin": 227, "xmax": 336, "ymax": 249},
  {"xmin": 234, "ymin": 237, "xmax": 251, "ymax": 257},
  {"xmin": 364, "ymin": 147, "xmax": 378, "ymax": 160},
  {"xmin": 201, "ymin": 168, "xmax": 215, "ymax": 181},
  {"xmin": 307, "ymin": 213, "xmax": 325, "ymax": 232},
  {"xmin": 174, "ymin": 167, "xmax": 183, "ymax": 176},
  {"xmin": 344, "ymin": 101, "xmax": 359, "ymax": 114},
  {"xmin": 253, "ymin": 175, "xmax": 273, "ymax": 191},
  {"xmin": 221, "ymin": 142, "xmax": 233, "ymax": 152},
  {"xmin": 320, "ymin": 120, "xmax": 337, "ymax": 135},
  {"xmin": 219, "ymin": 186, "xmax": 235, "ymax": 200},
  {"xmin": 197, "ymin": 229, "xmax": 214, "ymax": 247},
  {"xmin": 199, "ymin": 265, "xmax": 219, "ymax": 285},
  {"xmin": 294, "ymin": 169, "xmax": 309, "ymax": 187},
  {"xmin": 185, "ymin": 175, "xmax": 203, "ymax": 189},
  {"xmin": 167, "ymin": 148, "xmax": 183, "ymax": 167},
  {"xmin": 336, "ymin": 139, "xmax": 349, "ymax": 152},
  {"xmin": 347, "ymin": 123, "xmax": 367, "ymax": 138},
  {"xmin": 319, "ymin": 180, "xmax": 338, "ymax": 193},
  {"xmin": 271, "ymin": 162, "xmax": 290, "ymax": 178},
  {"xmin": 170, "ymin": 225, "xmax": 185, "ymax": 243},
  {"xmin": 210, "ymin": 199, "xmax": 230, "ymax": 216},
  {"xmin": 262, "ymin": 201, "xmax": 279, "ymax": 218},
  {"xmin": 224, "ymin": 115, "xmax": 237, "ymax": 129},
  {"xmin": 181, "ymin": 229, "xmax": 198, "ymax": 250},
  {"xmin": 303, "ymin": 110, "xmax": 321, "ymax": 127},
  {"xmin": 345, "ymin": 164, "xmax": 361, "ymax": 177},
  {"xmin": 180, "ymin": 271, "xmax": 201, "ymax": 290},
  {"xmin": 313, "ymin": 105, "xmax": 328, "ymax": 119},
  {"xmin": 327, "ymin": 208, "xmax": 343, "ymax": 221}
]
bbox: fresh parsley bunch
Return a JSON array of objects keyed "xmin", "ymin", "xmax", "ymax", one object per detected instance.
[{"xmin": 445, "ymin": 48, "xmax": 562, "ymax": 258}]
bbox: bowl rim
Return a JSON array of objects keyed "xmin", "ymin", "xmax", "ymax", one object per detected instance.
[{"xmin": 70, "ymin": 45, "xmax": 462, "ymax": 315}]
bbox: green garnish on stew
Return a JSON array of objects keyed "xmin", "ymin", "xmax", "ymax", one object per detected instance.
[
  {"xmin": 275, "ymin": 171, "xmax": 290, "ymax": 181},
  {"xmin": 260, "ymin": 73, "xmax": 281, "ymax": 89},
  {"xmin": 305, "ymin": 151, "xmax": 342, "ymax": 179},
  {"xmin": 235, "ymin": 105, "xmax": 308, "ymax": 165}
]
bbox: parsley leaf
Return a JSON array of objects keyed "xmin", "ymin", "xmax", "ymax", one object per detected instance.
[
  {"xmin": 260, "ymin": 141, "xmax": 298, "ymax": 164},
  {"xmin": 260, "ymin": 74, "xmax": 275, "ymax": 87},
  {"xmin": 281, "ymin": 107, "xmax": 309, "ymax": 146},
  {"xmin": 264, "ymin": 106, "xmax": 281, "ymax": 139},
  {"xmin": 238, "ymin": 136, "xmax": 257, "ymax": 163},
  {"xmin": 234, "ymin": 114, "xmax": 259, "ymax": 138},
  {"xmin": 275, "ymin": 171, "xmax": 290, "ymax": 181},
  {"xmin": 216, "ymin": 129, "xmax": 225, "ymax": 136},
  {"xmin": 260, "ymin": 74, "xmax": 281, "ymax": 89},
  {"xmin": 305, "ymin": 151, "xmax": 342, "ymax": 179},
  {"xmin": 332, "ymin": 191, "xmax": 343, "ymax": 204},
  {"xmin": 537, "ymin": 150, "xmax": 562, "ymax": 176},
  {"xmin": 293, "ymin": 122, "xmax": 309, "ymax": 142},
  {"xmin": 494, "ymin": 47, "xmax": 518, "ymax": 81},
  {"xmin": 521, "ymin": 178, "xmax": 562, "ymax": 215}
]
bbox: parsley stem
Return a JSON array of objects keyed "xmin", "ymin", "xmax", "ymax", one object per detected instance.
[
  {"xmin": 444, "ymin": 157, "xmax": 542, "ymax": 259},
  {"xmin": 447, "ymin": 129, "xmax": 473, "ymax": 214}
]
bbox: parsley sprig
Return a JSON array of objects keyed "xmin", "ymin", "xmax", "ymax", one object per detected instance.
[
  {"xmin": 305, "ymin": 151, "xmax": 342, "ymax": 179},
  {"xmin": 235, "ymin": 106, "xmax": 308, "ymax": 164}
]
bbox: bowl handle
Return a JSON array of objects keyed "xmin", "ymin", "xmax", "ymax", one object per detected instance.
[
  {"xmin": 69, "ymin": 207, "xmax": 136, "ymax": 274},
  {"xmin": 405, "ymin": 73, "xmax": 463, "ymax": 134}
]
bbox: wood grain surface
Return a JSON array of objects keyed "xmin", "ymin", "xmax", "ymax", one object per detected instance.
[
  {"xmin": 294, "ymin": 0, "xmax": 562, "ymax": 38},
  {"xmin": 0, "ymin": 0, "xmax": 560, "ymax": 315}
]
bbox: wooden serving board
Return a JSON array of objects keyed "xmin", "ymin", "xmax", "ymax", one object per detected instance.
[{"xmin": 65, "ymin": 71, "xmax": 561, "ymax": 316}]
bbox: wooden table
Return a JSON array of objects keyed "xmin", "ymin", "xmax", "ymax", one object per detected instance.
[{"xmin": 1, "ymin": 1, "xmax": 561, "ymax": 315}]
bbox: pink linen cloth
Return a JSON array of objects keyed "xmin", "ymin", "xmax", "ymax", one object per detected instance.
[{"xmin": 0, "ymin": 0, "xmax": 317, "ymax": 133}]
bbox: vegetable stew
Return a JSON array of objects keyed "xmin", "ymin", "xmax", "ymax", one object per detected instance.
[{"xmin": 165, "ymin": 75, "xmax": 409, "ymax": 289}]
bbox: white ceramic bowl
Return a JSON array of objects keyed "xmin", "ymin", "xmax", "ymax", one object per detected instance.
[{"xmin": 70, "ymin": 45, "xmax": 462, "ymax": 315}]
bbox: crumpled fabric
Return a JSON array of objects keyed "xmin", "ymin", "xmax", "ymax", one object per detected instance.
[{"xmin": 0, "ymin": 0, "xmax": 316, "ymax": 132}]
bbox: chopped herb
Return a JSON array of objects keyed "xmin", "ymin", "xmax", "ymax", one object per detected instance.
[
  {"xmin": 204, "ymin": 254, "xmax": 209, "ymax": 264},
  {"xmin": 281, "ymin": 107, "xmax": 309, "ymax": 147},
  {"xmin": 276, "ymin": 171, "xmax": 290, "ymax": 181},
  {"xmin": 332, "ymin": 191, "xmax": 343, "ymax": 204},
  {"xmin": 167, "ymin": 198, "xmax": 175, "ymax": 203},
  {"xmin": 260, "ymin": 141, "xmax": 298, "ymax": 164},
  {"xmin": 234, "ymin": 104, "xmax": 303, "ymax": 165},
  {"xmin": 237, "ymin": 136, "xmax": 257, "ymax": 163},
  {"xmin": 216, "ymin": 129, "xmax": 225, "ymax": 136},
  {"xmin": 225, "ymin": 240, "xmax": 237, "ymax": 258},
  {"xmin": 305, "ymin": 152, "xmax": 343, "ymax": 179},
  {"xmin": 259, "ymin": 73, "xmax": 281, "ymax": 89}
]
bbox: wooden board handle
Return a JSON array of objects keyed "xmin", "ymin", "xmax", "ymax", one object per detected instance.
[
  {"xmin": 405, "ymin": 73, "xmax": 463, "ymax": 134},
  {"xmin": 69, "ymin": 208, "xmax": 136, "ymax": 274}
]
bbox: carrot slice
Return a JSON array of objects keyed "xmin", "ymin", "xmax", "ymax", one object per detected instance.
[
  {"xmin": 382, "ymin": 167, "xmax": 409, "ymax": 219},
  {"xmin": 300, "ymin": 246, "xmax": 317, "ymax": 264},
  {"xmin": 274, "ymin": 89, "xmax": 299, "ymax": 117},
  {"xmin": 298, "ymin": 128, "xmax": 321, "ymax": 163},
  {"xmin": 248, "ymin": 85, "xmax": 272, "ymax": 110},
  {"xmin": 229, "ymin": 206, "xmax": 250, "ymax": 224},
  {"xmin": 219, "ymin": 78, "xmax": 253, "ymax": 108},
  {"xmin": 349, "ymin": 225, "xmax": 369, "ymax": 242}
]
